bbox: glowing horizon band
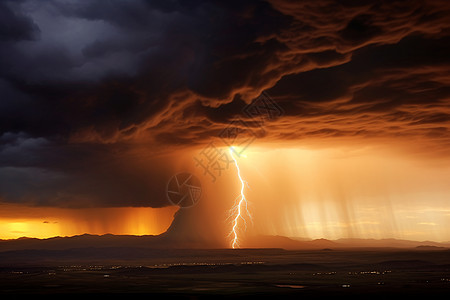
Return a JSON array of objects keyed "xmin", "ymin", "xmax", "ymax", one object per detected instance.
[{"xmin": 229, "ymin": 147, "xmax": 251, "ymax": 249}]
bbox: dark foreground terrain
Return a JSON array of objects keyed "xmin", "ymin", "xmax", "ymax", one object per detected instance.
[{"xmin": 0, "ymin": 247, "xmax": 449, "ymax": 298}]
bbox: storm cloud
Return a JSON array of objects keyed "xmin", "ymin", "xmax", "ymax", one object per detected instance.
[{"xmin": 1, "ymin": 0, "xmax": 449, "ymax": 208}]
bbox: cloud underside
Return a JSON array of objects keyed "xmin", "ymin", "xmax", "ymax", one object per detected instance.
[{"xmin": 1, "ymin": 0, "xmax": 449, "ymax": 207}]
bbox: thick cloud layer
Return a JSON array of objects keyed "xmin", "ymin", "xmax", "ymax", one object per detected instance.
[{"xmin": 1, "ymin": 0, "xmax": 449, "ymax": 207}]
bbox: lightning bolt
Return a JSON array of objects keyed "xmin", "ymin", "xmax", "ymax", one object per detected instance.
[{"xmin": 228, "ymin": 147, "xmax": 251, "ymax": 249}]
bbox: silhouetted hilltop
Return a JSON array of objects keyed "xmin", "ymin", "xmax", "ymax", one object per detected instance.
[{"xmin": 1, "ymin": 234, "xmax": 449, "ymax": 252}]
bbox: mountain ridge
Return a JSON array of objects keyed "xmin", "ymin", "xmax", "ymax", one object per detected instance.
[{"xmin": 1, "ymin": 233, "xmax": 449, "ymax": 251}]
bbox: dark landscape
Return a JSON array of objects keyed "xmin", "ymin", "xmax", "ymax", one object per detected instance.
[
  {"xmin": 1, "ymin": 0, "xmax": 450, "ymax": 298},
  {"xmin": 1, "ymin": 235, "xmax": 449, "ymax": 298}
]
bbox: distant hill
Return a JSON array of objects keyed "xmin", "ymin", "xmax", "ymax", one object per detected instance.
[
  {"xmin": 242, "ymin": 235, "xmax": 338, "ymax": 250},
  {"xmin": 237, "ymin": 236, "xmax": 450, "ymax": 250},
  {"xmin": 0, "ymin": 234, "xmax": 449, "ymax": 252},
  {"xmin": 334, "ymin": 238, "xmax": 450, "ymax": 248},
  {"xmin": 0, "ymin": 233, "xmax": 207, "ymax": 252},
  {"xmin": 415, "ymin": 245, "xmax": 447, "ymax": 250}
]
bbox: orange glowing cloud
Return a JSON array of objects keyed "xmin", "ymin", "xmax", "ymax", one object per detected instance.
[
  {"xmin": 0, "ymin": 204, "xmax": 179, "ymax": 239},
  {"xmin": 1, "ymin": 0, "xmax": 450, "ymax": 247}
]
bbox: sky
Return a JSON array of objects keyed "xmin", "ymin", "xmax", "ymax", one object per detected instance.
[{"xmin": 0, "ymin": 0, "xmax": 449, "ymax": 245}]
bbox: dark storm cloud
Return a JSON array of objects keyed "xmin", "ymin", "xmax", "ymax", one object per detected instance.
[
  {"xmin": 0, "ymin": 0, "xmax": 449, "ymax": 207},
  {"xmin": 0, "ymin": 1, "xmax": 40, "ymax": 41},
  {"xmin": 0, "ymin": 131, "xmax": 175, "ymax": 208},
  {"xmin": 264, "ymin": 34, "xmax": 450, "ymax": 151}
]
